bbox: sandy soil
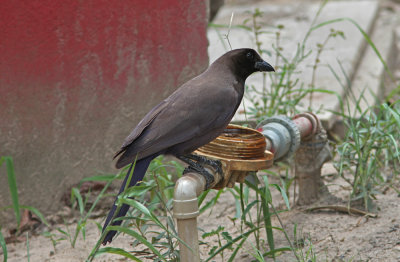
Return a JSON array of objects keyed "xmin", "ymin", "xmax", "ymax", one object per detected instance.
[{"xmin": 2, "ymin": 161, "xmax": 400, "ymax": 262}]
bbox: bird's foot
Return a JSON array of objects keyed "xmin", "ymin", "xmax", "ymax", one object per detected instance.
[
  {"xmin": 203, "ymin": 158, "xmax": 223, "ymax": 176},
  {"xmin": 179, "ymin": 154, "xmax": 221, "ymax": 189},
  {"xmin": 180, "ymin": 154, "xmax": 223, "ymax": 176},
  {"xmin": 183, "ymin": 164, "xmax": 215, "ymax": 189}
]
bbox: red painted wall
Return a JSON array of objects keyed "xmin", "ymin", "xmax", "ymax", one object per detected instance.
[{"xmin": 0, "ymin": 0, "xmax": 208, "ymax": 223}]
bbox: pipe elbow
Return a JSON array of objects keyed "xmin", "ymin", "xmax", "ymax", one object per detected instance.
[{"xmin": 173, "ymin": 173, "xmax": 206, "ymax": 219}]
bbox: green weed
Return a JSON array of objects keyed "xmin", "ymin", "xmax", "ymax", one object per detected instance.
[
  {"xmin": 0, "ymin": 227, "xmax": 7, "ymax": 262},
  {"xmin": 335, "ymin": 101, "xmax": 400, "ymax": 210},
  {"xmin": 0, "ymin": 156, "xmax": 50, "ymax": 262},
  {"xmin": 87, "ymin": 156, "xmax": 185, "ymax": 261}
]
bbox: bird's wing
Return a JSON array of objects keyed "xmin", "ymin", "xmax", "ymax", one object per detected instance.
[
  {"xmin": 115, "ymin": 80, "xmax": 241, "ymax": 168},
  {"xmin": 114, "ymin": 99, "xmax": 168, "ymax": 159}
]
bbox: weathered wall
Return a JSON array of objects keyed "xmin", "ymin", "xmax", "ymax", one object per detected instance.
[{"xmin": 0, "ymin": 0, "xmax": 209, "ymax": 223}]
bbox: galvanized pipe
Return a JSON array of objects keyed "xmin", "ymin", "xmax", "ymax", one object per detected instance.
[{"xmin": 173, "ymin": 172, "xmax": 207, "ymax": 262}]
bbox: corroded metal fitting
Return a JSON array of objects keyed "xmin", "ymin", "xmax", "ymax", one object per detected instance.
[
  {"xmin": 195, "ymin": 124, "xmax": 274, "ymax": 189},
  {"xmin": 257, "ymin": 115, "xmax": 301, "ymax": 161},
  {"xmin": 292, "ymin": 112, "xmax": 321, "ymax": 140}
]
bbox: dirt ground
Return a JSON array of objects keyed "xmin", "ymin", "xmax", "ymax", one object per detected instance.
[{"xmin": 2, "ymin": 161, "xmax": 400, "ymax": 262}]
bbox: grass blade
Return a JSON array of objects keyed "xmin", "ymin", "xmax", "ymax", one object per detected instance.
[
  {"xmin": 80, "ymin": 174, "xmax": 120, "ymax": 183},
  {"xmin": 270, "ymin": 184, "xmax": 291, "ymax": 210},
  {"xmin": 227, "ymin": 236, "xmax": 248, "ymax": 262},
  {"xmin": 95, "ymin": 247, "xmax": 142, "ymax": 261},
  {"xmin": 263, "ymin": 247, "xmax": 293, "ymax": 257},
  {"xmin": 1, "ymin": 156, "xmax": 21, "ymax": 228},
  {"xmin": 20, "ymin": 205, "xmax": 50, "ymax": 227},
  {"xmin": 0, "ymin": 229, "xmax": 7, "ymax": 262},
  {"xmin": 261, "ymin": 196, "xmax": 275, "ymax": 259},
  {"xmin": 106, "ymin": 225, "xmax": 167, "ymax": 261},
  {"xmin": 205, "ymin": 227, "xmax": 259, "ymax": 262},
  {"xmin": 71, "ymin": 187, "xmax": 84, "ymax": 215},
  {"xmin": 261, "ymin": 176, "xmax": 275, "ymax": 259}
]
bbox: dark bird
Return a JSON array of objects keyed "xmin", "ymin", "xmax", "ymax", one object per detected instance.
[{"xmin": 102, "ymin": 48, "xmax": 274, "ymax": 244}]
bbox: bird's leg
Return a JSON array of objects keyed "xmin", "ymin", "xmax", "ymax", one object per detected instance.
[
  {"xmin": 177, "ymin": 155, "xmax": 220, "ymax": 189},
  {"xmin": 180, "ymin": 154, "xmax": 223, "ymax": 176}
]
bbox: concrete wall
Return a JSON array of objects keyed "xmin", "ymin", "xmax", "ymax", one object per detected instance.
[{"xmin": 0, "ymin": 0, "xmax": 209, "ymax": 223}]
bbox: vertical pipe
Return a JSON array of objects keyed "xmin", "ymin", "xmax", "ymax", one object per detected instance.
[
  {"xmin": 173, "ymin": 172, "xmax": 206, "ymax": 262},
  {"xmin": 177, "ymin": 217, "xmax": 200, "ymax": 262}
]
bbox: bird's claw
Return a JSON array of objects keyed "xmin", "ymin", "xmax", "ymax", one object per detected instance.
[
  {"xmin": 183, "ymin": 164, "xmax": 215, "ymax": 190},
  {"xmin": 182, "ymin": 165, "xmax": 196, "ymax": 175},
  {"xmin": 179, "ymin": 154, "xmax": 224, "ymax": 189},
  {"xmin": 204, "ymin": 158, "xmax": 223, "ymax": 176},
  {"xmin": 185, "ymin": 154, "xmax": 223, "ymax": 175}
]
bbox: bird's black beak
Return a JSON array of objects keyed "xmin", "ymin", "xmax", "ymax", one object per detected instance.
[{"xmin": 255, "ymin": 61, "xmax": 275, "ymax": 72}]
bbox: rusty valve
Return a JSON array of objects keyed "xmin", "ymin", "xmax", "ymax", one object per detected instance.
[{"xmin": 195, "ymin": 124, "xmax": 273, "ymax": 189}]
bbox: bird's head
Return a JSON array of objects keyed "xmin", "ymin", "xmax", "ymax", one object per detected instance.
[{"xmin": 218, "ymin": 48, "xmax": 275, "ymax": 80}]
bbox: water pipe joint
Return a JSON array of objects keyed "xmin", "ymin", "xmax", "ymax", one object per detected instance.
[
  {"xmin": 257, "ymin": 115, "xmax": 301, "ymax": 160},
  {"xmin": 173, "ymin": 172, "xmax": 206, "ymax": 219}
]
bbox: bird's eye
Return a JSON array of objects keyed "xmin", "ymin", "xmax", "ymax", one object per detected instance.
[{"xmin": 246, "ymin": 52, "xmax": 253, "ymax": 59}]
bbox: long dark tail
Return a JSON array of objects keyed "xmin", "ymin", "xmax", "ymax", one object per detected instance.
[{"xmin": 102, "ymin": 154, "xmax": 157, "ymax": 244}]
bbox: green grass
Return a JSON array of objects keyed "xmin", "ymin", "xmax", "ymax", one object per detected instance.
[
  {"xmin": 0, "ymin": 227, "xmax": 7, "ymax": 262},
  {"xmin": 335, "ymin": 101, "xmax": 400, "ymax": 210},
  {"xmin": 0, "ymin": 156, "xmax": 21, "ymax": 230},
  {"xmin": 0, "ymin": 156, "xmax": 50, "ymax": 262},
  {"xmin": 86, "ymin": 156, "xmax": 185, "ymax": 261}
]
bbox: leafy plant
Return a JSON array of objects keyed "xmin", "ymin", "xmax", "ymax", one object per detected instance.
[
  {"xmin": 238, "ymin": 2, "xmax": 340, "ymax": 121},
  {"xmin": 0, "ymin": 156, "xmax": 21, "ymax": 230},
  {"xmin": 336, "ymin": 101, "xmax": 400, "ymax": 210},
  {"xmin": 202, "ymin": 225, "xmax": 232, "ymax": 261},
  {"xmin": 0, "ymin": 156, "xmax": 51, "ymax": 262},
  {"xmin": 293, "ymin": 225, "xmax": 319, "ymax": 262},
  {"xmin": 87, "ymin": 156, "xmax": 185, "ymax": 261}
]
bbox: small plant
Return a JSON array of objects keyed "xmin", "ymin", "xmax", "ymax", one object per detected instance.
[
  {"xmin": 239, "ymin": 2, "xmax": 339, "ymax": 121},
  {"xmin": 87, "ymin": 156, "xmax": 184, "ymax": 261},
  {"xmin": 0, "ymin": 156, "xmax": 22, "ymax": 230},
  {"xmin": 42, "ymin": 231, "xmax": 66, "ymax": 253},
  {"xmin": 336, "ymin": 101, "xmax": 400, "ymax": 210},
  {"xmin": 47, "ymin": 171, "xmax": 118, "ymax": 249},
  {"xmin": 202, "ymin": 224, "xmax": 259, "ymax": 262},
  {"xmin": 309, "ymin": 28, "xmax": 345, "ymax": 108},
  {"xmin": 202, "ymin": 225, "xmax": 233, "ymax": 261},
  {"xmin": 0, "ymin": 156, "xmax": 50, "ymax": 262},
  {"xmin": 293, "ymin": 225, "xmax": 319, "ymax": 262}
]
